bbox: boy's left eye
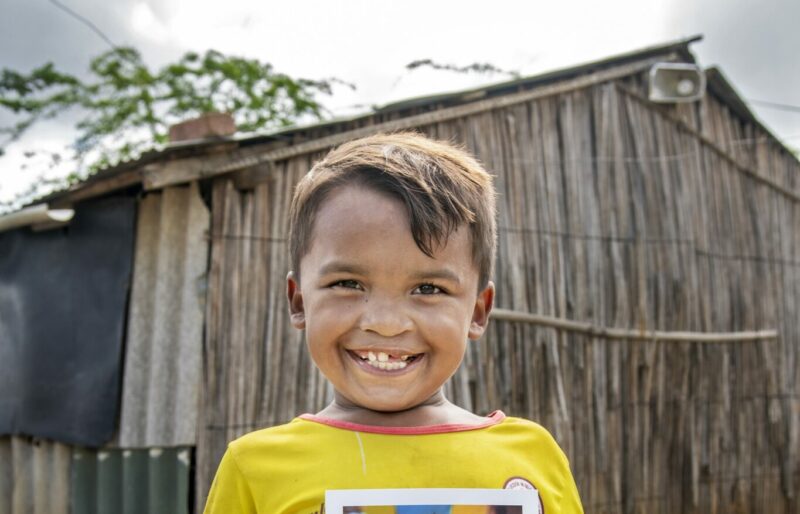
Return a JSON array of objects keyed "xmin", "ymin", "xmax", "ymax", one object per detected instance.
[{"xmin": 413, "ymin": 283, "xmax": 443, "ymax": 295}]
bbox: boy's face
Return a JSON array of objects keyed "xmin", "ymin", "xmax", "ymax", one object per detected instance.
[{"xmin": 287, "ymin": 184, "xmax": 494, "ymax": 413}]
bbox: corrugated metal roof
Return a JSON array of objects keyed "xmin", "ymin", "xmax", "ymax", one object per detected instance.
[
  {"xmin": 112, "ymin": 183, "xmax": 210, "ymax": 448},
  {"xmin": 71, "ymin": 447, "xmax": 190, "ymax": 514},
  {"xmin": 32, "ymin": 35, "xmax": 707, "ymax": 208},
  {"xmin": 0, "ymin": 437, "xmax": 71, "ymax": 514}
]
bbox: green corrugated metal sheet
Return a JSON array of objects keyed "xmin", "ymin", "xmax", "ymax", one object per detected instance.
[{"xmin": 71, "ymin": 447, "xmax": 190, "ymax": 514}]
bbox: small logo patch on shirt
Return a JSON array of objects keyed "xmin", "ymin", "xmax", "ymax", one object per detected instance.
[
  {"xmin": 504, "ymin": 477, "xmax": 537, "ymax": 491},
  {"xmin": 504, "ymin": 478, "xmax": 543, "ymax": 514}
]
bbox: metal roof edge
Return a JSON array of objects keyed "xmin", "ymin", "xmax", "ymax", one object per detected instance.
[{"xmin": 374, "ymin": 35, "xmax": 703, "ymax": 114}]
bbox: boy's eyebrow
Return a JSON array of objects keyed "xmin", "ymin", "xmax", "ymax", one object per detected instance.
[
  {"xmin": 318, "ymin": 262, "xmax": 368, "ymax": 276},
  {"xmin": 410, "ymin": 269, "xmax": 462, "ymax": 284}
]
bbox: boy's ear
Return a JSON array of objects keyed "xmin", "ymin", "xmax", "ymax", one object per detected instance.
[
  {"xmin": 286, "ymin": 271, "xmax": 306, "ymax": 329},
  {"xmin": 468, "ymin": 281, "xmax": 495, "ymax": 340}
]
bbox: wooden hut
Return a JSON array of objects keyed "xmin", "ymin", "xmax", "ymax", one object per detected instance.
[{"xmin": 1, "ymin": 35, "xmax": 797, "ymax": 514}]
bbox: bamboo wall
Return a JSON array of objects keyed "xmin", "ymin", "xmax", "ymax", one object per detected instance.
[{"xmin": 198, "ymin": 79, "xmax": 799, "ymax": 513}]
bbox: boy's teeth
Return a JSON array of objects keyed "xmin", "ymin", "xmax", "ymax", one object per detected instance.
[
  {"xmin": 354, "ymin": 350, "xmax": 420, "ymax": 370},
  {"xmin": 362, "ymin": 357, "xmax": 410, "ymax": 370}
]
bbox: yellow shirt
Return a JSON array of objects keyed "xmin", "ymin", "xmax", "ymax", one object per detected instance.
[{"xmin": 204, "ymin": 411, "xmax": 583, "ymax": 514}]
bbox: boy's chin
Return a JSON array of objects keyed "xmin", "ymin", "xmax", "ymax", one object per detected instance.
[
  {"xmin": 334, "ymin": 388, "xmax": 445, "ymax": 415},
  {"xmin": 340, "ymin": 395, "xmax": 419, "ymax": 414}
]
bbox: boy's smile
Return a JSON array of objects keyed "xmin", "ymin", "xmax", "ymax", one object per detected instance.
[
  {"xmin": 287, "ymin": 184, "xmax": 494, "ymax": 416},
  {"xmin": 349, "ymin": 349, "xmax": 419, "ymax": 371}
]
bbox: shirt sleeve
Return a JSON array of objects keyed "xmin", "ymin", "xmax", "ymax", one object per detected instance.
[
  {"xmin": 203, "ymin": 447, "xmax": 258, "ymax": 514},
  {"xmin": 557, "ymin": 453, "xmax": 584, "ymax": 514}
]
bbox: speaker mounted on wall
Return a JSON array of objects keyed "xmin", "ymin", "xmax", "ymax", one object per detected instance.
[{"xmin": 648, "ymin": 62, "xmax": 706, "ymax": 103}]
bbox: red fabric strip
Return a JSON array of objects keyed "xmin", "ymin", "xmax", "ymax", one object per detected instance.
[{"xmin": 297, "ymin": 410, "xmax": 505, "ymax": 435}]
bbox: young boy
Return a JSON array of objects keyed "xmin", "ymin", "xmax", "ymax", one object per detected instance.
[{"xmin": 204, "ymin": 133, "xmax": 583, "ymax": 514}]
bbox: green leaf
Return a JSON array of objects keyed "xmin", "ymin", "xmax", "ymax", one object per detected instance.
[{"xmin": 1, "ymin": 45, "xmax": 346, "ymax": 207}]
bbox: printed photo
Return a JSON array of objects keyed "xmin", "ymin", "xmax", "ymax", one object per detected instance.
[
  {"xmin": 343, "ymin": 505, "xmax": 523, "ymax": 513},
  {"xmin": 326, "ymin": 489, "xmax": 540, "ymax": 514}
]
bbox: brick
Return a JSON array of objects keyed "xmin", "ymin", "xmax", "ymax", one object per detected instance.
[{"xmin": 168, "ymin": 113, "xmax": 236, "ymax": 143}]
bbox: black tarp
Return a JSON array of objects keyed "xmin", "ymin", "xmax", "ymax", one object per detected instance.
[{"xmin": 0, "ymin": 196, "xmax": 136, "ymax": 447}]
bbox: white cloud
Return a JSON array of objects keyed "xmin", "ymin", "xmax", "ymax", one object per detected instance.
[{"xmin": 131, "ymin": 2, "xmax": 172, "ymax": 44}]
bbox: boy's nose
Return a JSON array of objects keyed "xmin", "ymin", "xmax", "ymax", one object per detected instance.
[{"xmin": 357, "ymin": 295, "xmax": 413, "ymax": 337}]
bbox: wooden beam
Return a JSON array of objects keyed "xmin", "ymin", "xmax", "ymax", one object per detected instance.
[
  {"xmin": 50, "ymin": 169, "xmax": 142, "ymax": 208},
  {"xmin": 142, "ymin": 141, "xmax": 288, "ymax": 191},
  {"xmin": 231, "ymin": 162, "xmax": 274, "ymax": 190},
  {"xmin": 142, "ymin": 157, "xmax": 206, "ymax": 191},
  {"xmin": 491, "ymin": 307, "xmax": 778, "ymax": 342}
]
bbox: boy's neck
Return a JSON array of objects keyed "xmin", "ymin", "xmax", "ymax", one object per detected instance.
[{"xmin": 315, "ymin": 390, "xmax": 488, "ymax": 428}]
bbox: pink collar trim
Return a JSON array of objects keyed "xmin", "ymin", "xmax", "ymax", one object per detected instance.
[{"xmin": 297, "ymin": 410, "xmax": 505, "ymax": 435}]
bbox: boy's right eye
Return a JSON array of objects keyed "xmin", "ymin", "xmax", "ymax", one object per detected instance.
[{"xmin": 330, "ymin": 279, "xmax": 361, "ymax": 290}]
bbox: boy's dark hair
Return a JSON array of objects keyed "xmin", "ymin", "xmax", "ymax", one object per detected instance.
[{"xmin": 288, "ymin": 132, "xmax": 497, "ymax": 289}]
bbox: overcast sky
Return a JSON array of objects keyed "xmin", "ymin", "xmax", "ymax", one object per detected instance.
[{"xmin": 1, "ymin": 0, "xmax": 798, "ymax": 205}]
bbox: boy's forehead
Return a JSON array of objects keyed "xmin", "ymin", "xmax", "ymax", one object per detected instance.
[
  {"xmin": 303, "ymin": 185, "xmax": 478, "ymax": 280},
  {"xmin": 311, "ymin": 184, "xmax": 410, "ymax": 242}
]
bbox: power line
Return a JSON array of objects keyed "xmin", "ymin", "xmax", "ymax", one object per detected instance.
[
  {"xmin": 48, "ymin": 0, "xmax": 118, "ymax": 51},
  {"xmin": 748, "ymin": 99, "xmax": 800, "ymax": 114}
]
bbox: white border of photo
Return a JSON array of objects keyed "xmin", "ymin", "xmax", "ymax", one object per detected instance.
[{"xmin": 325, "ymin": 488, "xmax": 541, "ymax": 514}]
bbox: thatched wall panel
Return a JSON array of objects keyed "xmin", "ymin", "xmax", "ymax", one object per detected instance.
[{"xmin": 198, "ymin": 80, "xmax": 799, "ymax": 513}]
